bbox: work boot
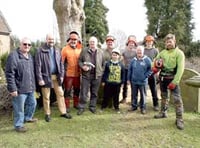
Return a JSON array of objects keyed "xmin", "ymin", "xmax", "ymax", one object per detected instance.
[
  {"xmin": 153, "ymin": 106, "xmax": 159, "ymax": 111},
  {"xmin": 119, "ymin": 98, "xmax": 126, "ymax": 104},
  {"xmin": 15, "ymin": 127, "xmax": 27, "ymax": 133},
  {"xmin": 60, "ymin": 113, "xmax": 72, "ymax": 119},
  {"xmin": 154, "ymin": 112, "xmax": 167, "ymax": 119},
  {"xmin": 176, "ymin": 119, "xmax": 184, "ymax": 130}
]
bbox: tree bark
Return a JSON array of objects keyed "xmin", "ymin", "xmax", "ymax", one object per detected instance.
[{"xmin": 53, "ymin": 0, "xmax": 85, "ymax": 47}]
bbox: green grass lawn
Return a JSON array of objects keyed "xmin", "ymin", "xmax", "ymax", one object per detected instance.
[{"xmin": 0, "ymin": 101, "xmax": 200, "ymax": 148}]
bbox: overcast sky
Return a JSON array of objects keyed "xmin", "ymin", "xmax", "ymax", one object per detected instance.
[{"xmin": 0, "ymin": 0, "xmax": 199, "ymax": 42}]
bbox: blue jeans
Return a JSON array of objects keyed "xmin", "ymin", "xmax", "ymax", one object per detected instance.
[
  {"xmin": 12, "ymin": 92, "xmax": 37, "ymax": 128},
  {"xmin": 131, "ymin": 83, "xmax": 146, "ymax": 110}
]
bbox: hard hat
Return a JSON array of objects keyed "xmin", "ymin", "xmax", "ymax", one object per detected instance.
[
  {"xmin": 127, "ymin": 35, "xmax": 137, "ymax": 46},
  {"xmin": 145, "ymin": 35, "xmax": 154, "ymax": 42},
  {"xmin": 106, "ymin": 35, "xmax": 115, "ymax": 42}
]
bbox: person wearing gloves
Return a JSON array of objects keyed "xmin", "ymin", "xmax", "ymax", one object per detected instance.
[{"xmin": 152, "ymin": 34, "xmax": 185, "ymax": 130}]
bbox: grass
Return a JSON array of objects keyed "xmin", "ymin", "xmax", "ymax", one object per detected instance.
[{"xmin": 0, "ymin": 100, "xmax": 200, "ymax": 148}]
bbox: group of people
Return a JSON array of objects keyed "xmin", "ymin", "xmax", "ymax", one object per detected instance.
[{"xmin": 5, "ymin": 31, "xmax": 185, "ymax": 133}]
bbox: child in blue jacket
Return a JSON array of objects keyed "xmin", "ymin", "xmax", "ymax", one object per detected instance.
[{"xmin": 101, "ymin": 48, "xmax": 125, "ymax": 112}]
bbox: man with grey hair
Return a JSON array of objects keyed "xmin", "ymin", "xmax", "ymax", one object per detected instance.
[
  {"xmin": 77, "ymin": 36, "xmax": 105, "ymax": 115},
  {"xmin": 127, "ymin": 46, "xmax": 152, "ymax": 114},
  {"xmin": 5, "ymin": 37, "xmax": 37, "ymax": 132}
]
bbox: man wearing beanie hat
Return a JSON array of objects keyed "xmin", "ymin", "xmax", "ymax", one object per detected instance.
[
  {"xmin": 101, "ymin": 48, "xmax": 125, "ymax": 113},
  {"xmin": 61, "ymin": 31, "xmax": 82, "ymax": 113}
]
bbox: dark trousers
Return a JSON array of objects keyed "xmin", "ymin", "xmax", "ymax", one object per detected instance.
[
  {"xmin": 122, "ymin": 69, "xmax": 128, "ymax": 99},
  {"xmin": 148, "ymin": 74, "xmax": 159, "ymax": 107},
  {"xmin": 159, "ymin": 77, "xmax": 183, "ymax": 118},
  {"xmin": 101, "ymin": 83, "xmax": 121, "ymax": 110}
]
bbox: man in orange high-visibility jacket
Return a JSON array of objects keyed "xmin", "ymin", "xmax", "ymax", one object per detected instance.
[{"xmin": 61, "ymin": 31, "xmax": 82, "ymax": 113}]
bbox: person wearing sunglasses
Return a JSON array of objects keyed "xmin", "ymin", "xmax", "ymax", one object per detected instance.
[
  {"xmin": 35, "ymin": 33, "xmax": 72, "ymax": 122},
  {"xmin": 5, "ymin": 37, "xmax": 37, "ymax": 133}
]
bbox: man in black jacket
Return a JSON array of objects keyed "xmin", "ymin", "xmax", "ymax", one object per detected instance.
[
  {"xmin": 35, "ymin": 34, "xmax": 72, "ymax": 122},
  {"xmin": 5, "ymin": 37, "xmax": 37, "ymax": 132}
]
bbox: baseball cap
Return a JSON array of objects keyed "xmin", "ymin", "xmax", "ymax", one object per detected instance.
[{"xmin": 112, "ymin": 48, "xmax": 120, "ymax": 55}]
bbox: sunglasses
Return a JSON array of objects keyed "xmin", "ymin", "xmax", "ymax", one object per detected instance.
[{"xmin": 23, "ymin": 43, "xmax": 31, "ymax": 47}]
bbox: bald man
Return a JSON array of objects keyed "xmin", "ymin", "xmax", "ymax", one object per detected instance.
[{"xmin": 35, "ymin": 34, "xmax": 72, "ymax": 122}]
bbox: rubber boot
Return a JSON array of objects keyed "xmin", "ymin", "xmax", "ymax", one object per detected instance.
[
  {"xmin": 154, "ymin": 99, "xmax": 168, "ymax": 119},
  {"xmin": 73, "ymin": 96, "xmax": 79, "ymax": 109},
  {"xmin": 65, "ymin": 98, "xmax": 70, "ymax": 113}
]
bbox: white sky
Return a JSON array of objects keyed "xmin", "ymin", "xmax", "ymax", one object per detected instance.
[{"xmin": 0, "ymin": 0, "xmax": 199, "ymax": 42}]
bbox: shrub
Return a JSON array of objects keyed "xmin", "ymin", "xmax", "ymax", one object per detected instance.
[{"xmin": 0, "ymin": 52, "xmax": 9, "ymax": 71}]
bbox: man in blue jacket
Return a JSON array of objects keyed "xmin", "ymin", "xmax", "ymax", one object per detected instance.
[{"xmin": 127, "ymin": 46, "xmax": 152, "ymax": 114}]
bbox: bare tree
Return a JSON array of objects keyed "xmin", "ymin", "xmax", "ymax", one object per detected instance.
[
  {"xmin": 109, "ymin": 29, "xmax": 127, "ymax": 50},
  {"xmin": 53, "ymin": 0, "xmax": 85, "ymax": 47}
]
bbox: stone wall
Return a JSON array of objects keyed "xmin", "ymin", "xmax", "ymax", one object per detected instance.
[{"xmin": 179, "ymin": 68, "xmax": 200, "ymax": 112}]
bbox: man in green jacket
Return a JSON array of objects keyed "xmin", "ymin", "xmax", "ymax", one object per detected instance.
[{"xmin": 152, "ymin": 34, "xmax": 185, "ymax": 130}]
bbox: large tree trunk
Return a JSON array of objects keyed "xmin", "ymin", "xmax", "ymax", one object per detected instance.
[{"xmin": 53, "ymin": 0, "xmax": 85, "ymax": 47}]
